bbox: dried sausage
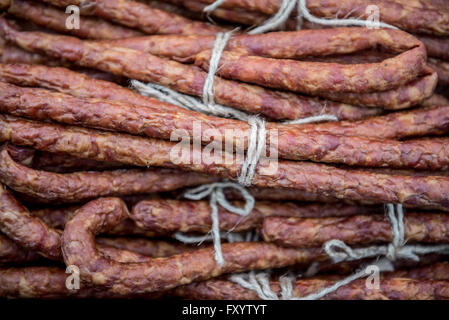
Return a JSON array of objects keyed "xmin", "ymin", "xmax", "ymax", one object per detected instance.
[
  {"xmin": 62, "ymin": 197, "xmax": 326, "ymax": 294},
  {"xmin": 41, "ymin": 0, "xmax": 225, "ymax": 35},
  {"xmin": 0, "ymin": 145, "xmax": 218, "ymax": 203},
  {"xmin": 261, "ymin": 213, "xmax": 449, "ymax": 247},
  {"xmin": 1, "ymin": 116, "xmax": 448, "ymax": 210},
  {"xmin": 130, "ymin": 199, "xmax": 382, "ymax": 233},
  {"xmin": 5, "ymin": 0, "xmax": 144, "ymax": 39},
  {"xmin": 1, "ymin": 82, "xmax": 448, "ymax": 170}
]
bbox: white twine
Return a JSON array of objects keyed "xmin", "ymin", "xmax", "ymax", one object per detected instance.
[
  {"xmin": 233, "ymin": 204, "xmax": 449, "ymax": 300},
  {"xmin": 202, "ymin": 31, "xmax": 234, "ymax": 106},
  {"xmin": 291, "ymin": 204, "xmax": 407, "ymax": 300},
  {"xmin": 175, "ymin": 182, "xmax": 255, "ymax": 266},
  {"xmin": 229, "ymin": 258, "xmax": 394, "ymax": 300},
  {"xmin": 204, "ymin": 0, "xmax": 398, "ymax": 34},
  {"xmin": 130, "ymin": 80, "xmax": 250, "ymax": 121},
  {"xmin": 174, "ymin": 229, "xmax": 259, "ymax": 244},
  {"xmin": 200, "ymin": 30, "xmax": 266, "ymax": 187},
  {"xmin": 238, "ymin": 116, "xmax": 266, "ymax": 186},
  {"xmin": 324, "ymin": 240, "xmax": 449, "ymax": 264},
  {"xmin": 248, "ymin": 0, "xmax": 297, "ymax": 34},
  {"xmin": 326, "ymin": 204, "xmax": 406, "ymax": 263},
  {"xmin": 300, "ymin": 204, "xmax": 449, "ymax": 300},
  {"xmin": 303, "ymin": 261, "xmax": 321, "ymax": 277}
]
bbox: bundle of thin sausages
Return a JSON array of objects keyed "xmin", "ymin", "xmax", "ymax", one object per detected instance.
[
  {"xmin": 0, "ymin": 0, "xmax": 448, "ymax": 301},
  {"xmin": 159, "ymin": 0, "xmax": 449, "ymax": 92}
]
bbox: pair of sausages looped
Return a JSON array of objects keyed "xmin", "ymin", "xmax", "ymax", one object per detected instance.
[
  {"xmin": 62, "ymin": 197, "xmax": 325, "ymax": 294},
  {"xmin": 0, "ymin": 182, "xmax": 181, "ymax": 262},
  {"xmin": 109, "ymin": 28, "xmax": 429, "ymax": 96}
]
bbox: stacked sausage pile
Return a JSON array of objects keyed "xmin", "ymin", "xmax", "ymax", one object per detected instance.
[{"xmin": 0, "ymin": 0, "xmax": 448, "ymax": 300}]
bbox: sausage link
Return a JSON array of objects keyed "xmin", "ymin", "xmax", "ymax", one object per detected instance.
[
  {"xmin": 0, "ymin": 145, "xmax": 218, "ymax": 203},
  {"xmin": 418, "ymin": 94, "xmax": 449, "ymax": 108},
  {"xmin": 0, "ymin": 184, "xmax": 157, "ymax": 262},
  {"xmin": 186, "ymin": 0, "xmax": 449, "ymax": 36},
  {"xmin": 30, "ymin": 206, "xmax": 159, "ymax": 237},
  {"xmin": 164, "ymin": 0, "xmax": 267, "ymax": 25},
  {"xmin": 96, "ymin": 237, "xmax": 203, "ymax": 257},
  {"xmin": 5, "ymin": 0, "xmax": 144, "ymax": 39},
  {"xmin": 429, "ymin": 58, "xmax": 449, "ymax": 86},
  {"xmin": 0, "ymin": 21, "xmax": 380, "ymax": 121},
  {"xmin": 0, "ymin": 184, "xmax": 61, "ymax": 259},
  {"xmin": 1, "ymin": 81, "xmax": 448, "ymax": 170},
  {"xmin": 172, "ymin": 277, "xmax": 449, "ymax": 300},
  {"xmin": 0, "ymin": 233, "xmax": 42, "ymax": 264},
  {"xmin": 62, "ymin": 197, "xmax": 325, "ymax": 294},
  {"xmin": 130, "ymin": 199, "xmax": 382, "ymax": 233},
  {"xmin": 194, "ymin": 43, "xmax": 426, "ymax": 95},
  {"xmin": 261, "ymin": 213, "xmax": 449, "ymax": 247}
]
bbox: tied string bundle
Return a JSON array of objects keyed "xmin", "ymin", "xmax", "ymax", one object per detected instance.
[
  {"xmin": 231, "ymin": 204, "xmax": 449, "ymax": 300},
  {"xmin": 174, "ymin": 182, "xmax": 256, "ymax": 266},
  {"xmin": 203, "ymin": 0, "xmax": 398, "ymax": 34},
  {"xmin": 132, "ymin": 29, "xmax": 337, "ymax": 266},
  {"xmin": 199, "ymin": 0, "xmax": 433, "ymax": 293}
]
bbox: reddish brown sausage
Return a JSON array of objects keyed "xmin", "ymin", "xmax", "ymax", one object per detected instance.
[
  {"xmin": 0, "ymin": 145, "xmax": 218, "ymax": 203},
  {"xmin": 130, "ymin": 199, "xmax": 382, "ymax": 233},
  {"xmin": 0, "ymin": 266, "xmax": 163, "ymax": 299},
  {"xmin": 172, "ymin": 277, "xmax": 449, "ymax": 300},
  {"xmin": 0, "ymin": 81, "xmax": 448, "ymax": 170},
  {"xmin": 41, "ymin": 0, "xmax": 225, "ymax": 35},
  {"xmin": 0, "ymin": 21, "xmax": 380, "ymax": 121},
  {"xmin": 261, "ymin": 213, "xmax": 449, "ymax": 247},
  {"xmin": 5, "ymin": 0, "xmax": 144, "ymax": 39},
  {"xmin": 62, "ymin": 197, "xmax": 326, "ymax": 294},
  {"xmin": 0, "ymin": 184, "xmax": 158, "ymax": 262},
  {"xmin": 194, "ymin": 42, "xmax": 426, "ymax": 95},
  {"xmin": 30, "ymin": 206, "xmax": 159, "ymax": 237},
  {"xmin": 417, "ymin": 35, "xmax": 449, "ymax": 60},
  {"xmin": 96, "ymin": 237, "xmax": 203, "ymax": 258},
  {"xmin": 1, "ymin": 116, "xmax": 448, "ymax": 210}
]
